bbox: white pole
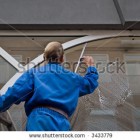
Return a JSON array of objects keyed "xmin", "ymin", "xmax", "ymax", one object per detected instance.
[{"xmin": 75, "ymin": 43, "xmax": 87, "ymax": 73}]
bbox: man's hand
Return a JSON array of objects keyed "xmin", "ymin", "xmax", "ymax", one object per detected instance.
[{"xmin": 82, "ymin": 56, "xmax": 95, "ymax": 67}]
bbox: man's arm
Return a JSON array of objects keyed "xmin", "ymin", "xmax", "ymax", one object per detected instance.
[
  {"xmin": 0, "ymin": 69, "xmax": 34, "ymax": 112},
  {"xmin": 78, "ymin": 56, "xmax": 99, "ymax": 97}
]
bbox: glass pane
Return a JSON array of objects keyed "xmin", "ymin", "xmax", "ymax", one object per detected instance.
[
  {"xmin": 67, "ymin": 38, "xmax": 139, "ymax": 131},
  {"xmin": 1, "ymin": 36, "xmax": 140, "ymax": 131}
]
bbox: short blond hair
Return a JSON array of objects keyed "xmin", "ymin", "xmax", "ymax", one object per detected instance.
[{"xmin": 44, "ymin": 41, "xmax": 64, "ymax": 62}]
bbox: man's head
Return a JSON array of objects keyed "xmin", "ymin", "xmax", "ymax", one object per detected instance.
[{"xmin": 44, "ymin": 42, "xmax": 64, "ymax": 63}]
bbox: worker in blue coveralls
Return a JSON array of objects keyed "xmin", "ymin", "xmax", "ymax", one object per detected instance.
[{"xmin": 0, "ymin": 42, "xmax": 99, "ymax": 131}]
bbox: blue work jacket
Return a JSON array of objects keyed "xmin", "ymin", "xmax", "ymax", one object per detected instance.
[{"xmin": 0, "ymin": 63, "xmax": 99, "ymax": 117}]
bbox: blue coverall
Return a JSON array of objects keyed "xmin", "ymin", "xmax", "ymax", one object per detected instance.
[{"xmin": 0, "ymin": 62, "xmax": 99, "ymax": 131}]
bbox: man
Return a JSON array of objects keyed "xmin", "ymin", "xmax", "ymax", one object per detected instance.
[{"xmin": 0, "ymin": 42, "xmax": 99, "ymax": 131}]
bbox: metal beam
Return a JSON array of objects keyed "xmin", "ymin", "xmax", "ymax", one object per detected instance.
[
  {"xmin": 0, "ymin": 47, "xmax": 23, "ymax": 71},
  {"xmin": 113, "ymin": 0, "xmax": 125, "ymax": 26}
]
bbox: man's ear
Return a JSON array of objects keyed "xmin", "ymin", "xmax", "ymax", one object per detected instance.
[
  {"xmin": 43, "ymin": 54, "xmax": 46, "ymax": 61},
  {"xmin": 60, "ymin": 56, "xmax": 64, "ymax": 63}
]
